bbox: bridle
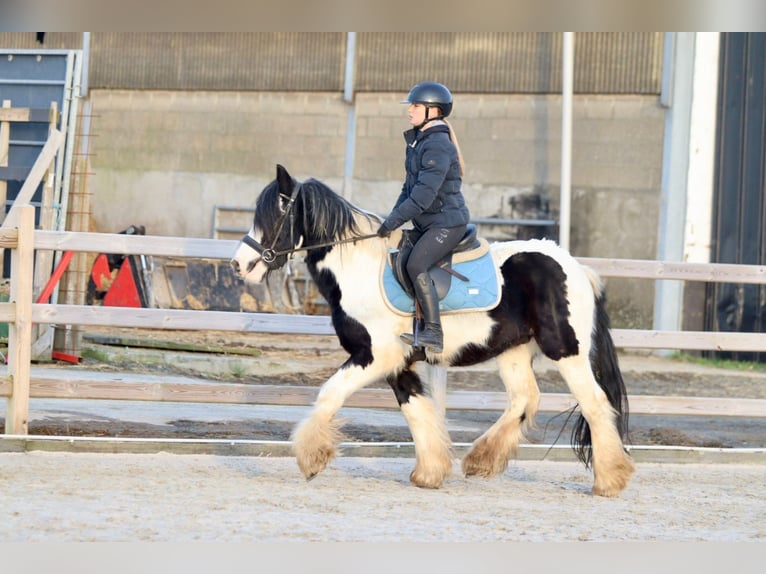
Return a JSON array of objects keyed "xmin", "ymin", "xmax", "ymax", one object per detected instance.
[{"xmin": 240, "ymin": 181, "xmax": 378, "ymax": 267}]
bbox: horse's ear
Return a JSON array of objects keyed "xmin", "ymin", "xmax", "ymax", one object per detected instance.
[{"xmin": 276, "ymin": 164, "xmax": 293, "ymax": 195}]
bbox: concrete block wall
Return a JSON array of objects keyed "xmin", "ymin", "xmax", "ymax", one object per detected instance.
[
  {"xmin": 89, "ymin": 90, "xmax": 348, "ymax": 237},
  {"xmin": 87, "ymin": 89, "xmax": 665, "ymax": 328}
]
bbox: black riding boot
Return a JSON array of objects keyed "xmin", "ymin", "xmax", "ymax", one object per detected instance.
[{"xmin": 400, "ymin": 272, "xmax": 443, "ymax": 353}]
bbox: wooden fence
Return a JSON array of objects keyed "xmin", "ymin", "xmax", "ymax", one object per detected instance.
[{"xmin": 2, "ymin": 203, "xmax": 766, "ymax": 436}]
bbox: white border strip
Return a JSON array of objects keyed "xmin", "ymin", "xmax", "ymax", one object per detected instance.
[{"xmin": 1, "ymin": 435, "xmax": 764, "ymax": 464}]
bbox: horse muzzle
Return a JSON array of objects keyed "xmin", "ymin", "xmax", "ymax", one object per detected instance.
[{"xmin": 230, "ymin": 257, "xmax": 253, "ymax": 277}]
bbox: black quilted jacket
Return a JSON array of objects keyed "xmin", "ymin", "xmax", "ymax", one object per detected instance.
[{"xmin": 382, "ymin": 123, "xmax": 470, "ymax": 232}]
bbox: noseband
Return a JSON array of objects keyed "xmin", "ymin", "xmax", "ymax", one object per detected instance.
[
  {"xmin": 240, "ymin": 180, "xmax": 303, "ymax": 266},
  {"xmin": 239, "ymin": 181, "xmax": 378, "ymax": 267}
]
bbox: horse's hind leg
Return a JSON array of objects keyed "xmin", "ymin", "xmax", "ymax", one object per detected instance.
[
  {"xmin": 462, "ymin": 345, "xmax": 540, "ymax": 478},
  {"xmin": 292, "ymin": 362, "xmax": 387, "ymax": 480},
  {"xmin": 556, "ymin": 355, "xmax": 634, "ymax": 497},
  {"xmin": 390, "ymin": 368, "xmax": 452, "ymax": 489}
]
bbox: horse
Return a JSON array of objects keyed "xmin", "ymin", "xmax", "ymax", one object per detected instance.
[{"xmin": 231, "ymin": 164, "xmax": 634, "ymax": 497}]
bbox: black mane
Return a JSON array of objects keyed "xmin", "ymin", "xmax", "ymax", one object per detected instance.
[{"xmin": 254, "ymin": 176, "xmax": 373, "ymax": 247}]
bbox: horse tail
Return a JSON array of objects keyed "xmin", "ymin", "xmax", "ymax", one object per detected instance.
[{"xmin": 571, "ymin": 271, "xmax": 630, "ymax": 468}]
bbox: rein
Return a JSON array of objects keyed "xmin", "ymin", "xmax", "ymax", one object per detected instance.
[
  {"xmin": 241, "ymin": 182, "xmax": 379, "ymax": 265},
  {"xmin": 242, "ymin": 231, "xmax": 379, "ymax": 264}
]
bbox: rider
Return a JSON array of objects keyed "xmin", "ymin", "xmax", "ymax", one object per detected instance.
[{"xmin": 376, "ymin": 81, "xmax": 471, "ymax": 353}]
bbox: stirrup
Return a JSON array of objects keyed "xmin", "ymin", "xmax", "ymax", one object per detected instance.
[
  {"xmin": 400, "ymin": 332, "xmax": 416, "ymax": 345},
  {"xmin": 401, "ymin": 326, "xmax": 443, "ymax": 353}
]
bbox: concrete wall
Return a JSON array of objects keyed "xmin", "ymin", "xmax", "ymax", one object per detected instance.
[{"xmin": 86, "ymin": 89, "xmax": 665, "ymax": 327}]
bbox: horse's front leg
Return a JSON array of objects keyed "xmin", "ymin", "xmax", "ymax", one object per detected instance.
[
  {"xmin": 389, "ymin": 367, "xmax": 453, "ymax": 489},
  {"xmin": 292, "ymin": 360, "xmax": 386, "ymax": 480}
]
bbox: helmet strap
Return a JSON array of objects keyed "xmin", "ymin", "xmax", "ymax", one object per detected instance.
[{"xmin": 414, "ymin": 106, "xmax": 444, "ymax": 131}]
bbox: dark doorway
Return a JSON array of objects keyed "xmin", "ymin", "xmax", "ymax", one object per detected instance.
[{"xmin": 706, "ymin": 33, "xmax": 766, "ymax": 361}]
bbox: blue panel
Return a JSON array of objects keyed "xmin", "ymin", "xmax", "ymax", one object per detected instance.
[
  {"xmin": 0, "ymin": 84, "xmax": 65, "ymax": 110},
  {"xmin": 0, "ymin": 52, "xmax": 69, "ymax": 82},
  {"xmin": 0, "ymin": 51, "xmax": 69, "ymax": 210}
]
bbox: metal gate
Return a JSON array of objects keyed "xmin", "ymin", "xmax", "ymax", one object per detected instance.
[
  {"xmin": 0, "ymin": 49, "xmax": 82, "ymax": 358},
  {"xmin": 706, "ymin": 33, "xmax": 766, "ymax": 361},
  {"xmin": 0, "ymin": 49, "xmax": 81, "ymax": 238}
]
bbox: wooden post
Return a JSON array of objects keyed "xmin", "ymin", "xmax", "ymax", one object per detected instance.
[
  {"xmin": 31, "ymin": 102, "xmax": 60, "ymax": 360},
  {"xmin": 5, "ymin": 205, "xmax": 35, "ymax": 434},
  {"xmin": 2, "ymin": 128, "xmax": 64, "ymax": 230}
]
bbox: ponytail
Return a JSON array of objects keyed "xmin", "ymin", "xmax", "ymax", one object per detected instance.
[{"xmin": 443, "ymin": 119, "xmax": 465, "ymax": 177}]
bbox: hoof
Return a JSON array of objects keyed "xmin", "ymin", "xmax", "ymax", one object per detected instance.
[
  {"xmin": 409, "ymin": 468, "xmax": 446, "ymax": 489},
  {"xmin": 291, "ymin": 417, "xmax": 342, "ymax": 481},
  {"xmin": 294, "ymin": 444, "xmax": 335, "ymax": 480},
  {"xmin": 462, "ymin": 459, "xmax": 496, "ymax": 478},
  {"xmin": 462, "ymin": 438, "xmax": 510, "ymax": 478},
  {"xmin": 592, "ymin": 484, "xmax": 622, "ymax": 498},
  {"xmin": 592, "ymin": 453, "xmax": 635, "ymax": 497},
  {"xmin": 409, "ymin": 455, "xmax": 452, "ymax": 489}
]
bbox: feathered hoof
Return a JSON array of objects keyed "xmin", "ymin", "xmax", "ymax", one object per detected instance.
[
  {"xmin": 461, "ymin": 438, "xmax": 510, "ymax": 478},
  {"xmin": 409, "ymin": 467, "xmax": 448, "ymax": 489},
  {"xmin": 592, "ymin": 454, "xmax": 635, "ymax": 497},
  {"xmin": 409, "ymin": 453, "xmax": 452, "ymax": 489},
  {"xmin": 295, "ymin": 443, "xmax": 336, "ymax": 481},
  {"xmin": 291, "ymin": 417, "xmax": 342, "ymax": 480}
]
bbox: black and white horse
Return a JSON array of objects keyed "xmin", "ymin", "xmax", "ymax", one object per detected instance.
[{"xmin": 231, "ymin": 165, "xmax": 634, "ymax": 497}]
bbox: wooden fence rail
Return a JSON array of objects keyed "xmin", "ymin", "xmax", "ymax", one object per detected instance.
[{"xmin": 3, "ymin": 205, "xmax": 766, "ymax": 435}]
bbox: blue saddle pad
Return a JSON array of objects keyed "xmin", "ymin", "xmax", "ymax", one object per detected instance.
[{"xmin": 381, "ymin": 250, "xmax": 501, "ymax": 315}]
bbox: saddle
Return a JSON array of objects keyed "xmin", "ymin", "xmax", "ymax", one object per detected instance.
[
  {"xmin": 389, "ymin": 224, "xmax": 482, "ymax": 300},
  {"xmin": 381, "ymin": 224, "xmax": 500, "ymax": 319}
]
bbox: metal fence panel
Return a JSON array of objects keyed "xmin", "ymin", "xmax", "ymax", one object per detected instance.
[
  {"xmin": 1, "ymin": 32, "xmax": 664, "ymax": 94},
  {"xmin": 355, "ymin": 32, "xmax": 663, "ymax": 94}
]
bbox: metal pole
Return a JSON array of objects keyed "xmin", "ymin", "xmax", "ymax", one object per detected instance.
[
  {"xmin": 80, "ymin": 32, "xmax": 91, "ymax": 97},
  {"xmin": 343, "ymin": 32, "xmax": 356, "ymax": 104},
  {"xmin": 560, "ymin": 32, "xmax": 574, "ymax": 251},
  {"xmin": 342, "ymin": 32, "xmax": 357, "ymax": 199},
  {"xmin": 653, "ymin": 33, "xmax": 697, "ymax": 351}
]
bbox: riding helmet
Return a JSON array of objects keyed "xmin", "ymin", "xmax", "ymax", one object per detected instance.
[{"xmin": 401, "ymin": 82, "xmax": 453, "ymax": 117}]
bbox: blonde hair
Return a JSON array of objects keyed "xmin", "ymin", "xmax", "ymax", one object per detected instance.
[{"xmin": 443, "ymin": 118, "xmax": 465, "ymax": 177}]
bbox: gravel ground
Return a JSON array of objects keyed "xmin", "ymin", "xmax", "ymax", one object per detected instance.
[
  {"xmin": 3, "ymin": 328, "xmax": 766, "ymax": 544},
  {"xmin": 1, "ymin": 451, "xmax": 765, "ymax": 542}
]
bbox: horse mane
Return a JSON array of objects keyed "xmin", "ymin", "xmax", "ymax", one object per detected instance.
[
  {"xmin": 255, "ymin": 176, "xmax": 374, "ymax": 244},
  {"xmin": 300, "ymin": 178, "xmax": 376, "ymax": 242}
]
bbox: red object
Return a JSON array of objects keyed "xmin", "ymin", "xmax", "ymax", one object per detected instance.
[
  {"xmin": 51, "ymin": 351, "xmax": 81, "ymax": 364},
  {"xmin": 30, "ymin": 250, "xmax": 84, "ymax": 363},
  {"xmin": 89, "ymin": 253, "xmax": 112, "ymax": 291},
  {"xmin": 102, "ymin": 258, "xmax": 143, "ymax": 307},
  {"xmin": 37, "ymin": 250, "xmax": 75, "ymax": 304}
]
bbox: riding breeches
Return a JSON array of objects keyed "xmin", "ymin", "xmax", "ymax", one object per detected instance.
[{"xmin": 404, "ymin": 225, "xmax": 467, "ymax": 282}]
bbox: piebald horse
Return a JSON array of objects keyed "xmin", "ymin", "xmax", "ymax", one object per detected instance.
[{"xmin": 231, "ymin": 165, "xmax": 634, "ymax": 497}]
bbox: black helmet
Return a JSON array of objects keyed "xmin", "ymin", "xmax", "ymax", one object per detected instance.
[{"xmin": 401, "ymin": 82, "xmax": 453, "ymax": 118}]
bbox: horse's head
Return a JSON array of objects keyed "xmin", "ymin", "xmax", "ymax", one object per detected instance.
[
  {"xmin": 232, "ymin": 164, "xmax": 378, "ymax": 284},
  {"xmin": 230, "ymin": 164, "xmax": 301, "ymax": 284}
]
